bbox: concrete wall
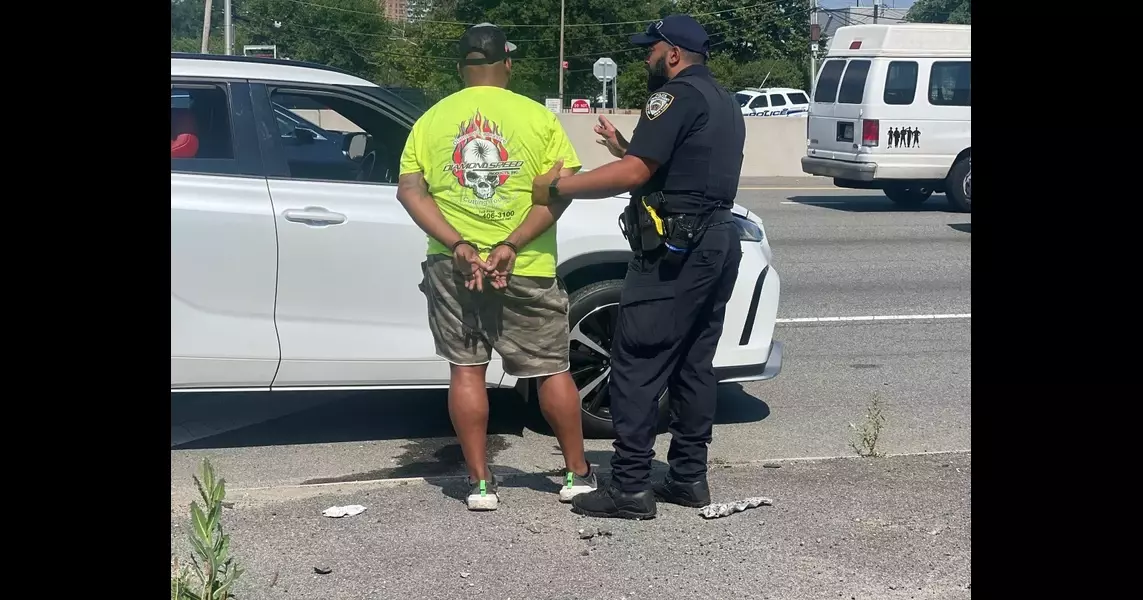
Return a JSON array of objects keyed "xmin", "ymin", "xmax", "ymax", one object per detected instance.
[
  {"xmin": 291, "ymin": 109, "xmax": 363, "ymax": 133},
  {"xmin": 291, "ymin": 110, "xmax": 809, "ymax": 178},
  {"xmin": 556, "ymin": 114, "xmax": 809, "ymax": 178}
]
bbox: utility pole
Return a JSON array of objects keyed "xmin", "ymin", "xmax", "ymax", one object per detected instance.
[
  {"xmin": 224, "ymin": 0, "xmax": 234, "ymax": 55},
  {"xmin": 873, "ymin": 0, "xmax": 880, "ymax": 24},
  {"xmin": 809, "ymin": 0, "xmax": 819, "ymax": 88},
  {"xmin": 558, "ymin": 0, "xmax": 566, "ymax": 109},
  {"xmin": 201, "ymin": 0, "xmax": 213, "ymax": 53}
]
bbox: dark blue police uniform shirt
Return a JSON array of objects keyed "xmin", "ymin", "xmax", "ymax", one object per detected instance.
[{"xmin": 624, "ymin": 65, "xmax": 711, "ymax": 199}]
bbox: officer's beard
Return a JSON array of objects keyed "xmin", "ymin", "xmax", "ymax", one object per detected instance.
[{"xmin": 646, "ymin": 54, "xmax": 669, "ymax": 92}]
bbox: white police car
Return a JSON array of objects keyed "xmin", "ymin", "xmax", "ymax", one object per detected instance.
[{"xmin": 735, "ymin": 87, "xmax": 810, "ymax": 117}]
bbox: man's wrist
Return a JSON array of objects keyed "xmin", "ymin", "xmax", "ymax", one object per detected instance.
[
  {"xmin": 549, "ymin": 176, "xmax": 562, "ymax": 201},
  {"xmin": 493, "ymin": 240, "xmax": 519, "ymax": 254},
  {"xmin": 450, "ymin": 239, "xmax": 476, "ymax": 253}
]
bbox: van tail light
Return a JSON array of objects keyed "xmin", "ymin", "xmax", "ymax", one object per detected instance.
[{"xmin": 862, "ymin": 119, "xmax": 879, "ymax": 147}]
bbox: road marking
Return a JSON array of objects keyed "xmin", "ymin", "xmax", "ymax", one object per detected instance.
[
  {"xmin": 780, "ymin": 200, "xmax": 848, "ymax": 205},
  {"xmin": 225, "ymin": 449, "xmax": 971, "ymax": 493},
  {"xmin": 777, "ymin": 313, "xmax": 970, "ymax": 324},
  {"xmin": 740, "ymin": 186, "xmax": 840, "ymax": 191}
]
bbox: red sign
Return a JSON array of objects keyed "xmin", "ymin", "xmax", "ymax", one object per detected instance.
[
  {"xmin": 562, "ymin": 61, "xmax": 568, "ymax": 69},
  {"xmin": 570, "ymin": 98, "xmax": 590, "ymax": 114}
]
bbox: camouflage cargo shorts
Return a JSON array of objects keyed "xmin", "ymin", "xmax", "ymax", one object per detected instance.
[{"xmin": 419, "ymin": 254, "xmax": 570, "ymax": 378}]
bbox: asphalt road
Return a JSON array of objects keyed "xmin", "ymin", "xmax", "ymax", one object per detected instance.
[
  {"xmin": 172, "ymin": 454, "xmax": 971, "ymax": 600},
  {"xmin": 170, "ymin": 181, "xmax": 971, "ymax": 598}
]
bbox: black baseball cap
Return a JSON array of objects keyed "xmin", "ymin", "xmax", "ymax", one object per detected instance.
[
  {"xmin": 458, "ymin": 22, "xmax": 517, "ymax": 66},
  {"xmin": 630, "ymin": 14, "xmax": 710, "ymax": 57}
]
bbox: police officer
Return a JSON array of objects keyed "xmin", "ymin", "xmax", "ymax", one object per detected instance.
[{"xmin": 530, "ymin": 14, "xmax": 746, "ymax": 520}]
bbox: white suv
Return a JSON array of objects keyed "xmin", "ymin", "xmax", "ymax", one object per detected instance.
[
  {"xmin": 171, "ymin": 53, "xmax": 784, "ymax": 438},
  {"xmin": 735, "ymin": 87, "xmax": 810, "ymax": 117}
]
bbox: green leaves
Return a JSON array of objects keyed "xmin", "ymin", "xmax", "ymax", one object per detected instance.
[
  {"xmin": 170, "ymin": 0, "xmax": 818, "ymax": 105},
  {"xmin": 905, "ymin": 0, "xmax": 972, "ymax": 25},
  {"xmin": 173, "ymin": 459, "xmax": 242, "ymax": 600}
]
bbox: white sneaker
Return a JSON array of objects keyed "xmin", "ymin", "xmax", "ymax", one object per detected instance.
[
  {"xmin": 559, "ymin": 467, "xmax": 598, "ymax": 503},
  {"xmin": 466, "ymin": 475, "xmax": 500, "ymax": 511}
]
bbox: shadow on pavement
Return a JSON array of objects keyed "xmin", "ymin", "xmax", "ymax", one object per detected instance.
[
  {"xmin": 171, "ymin": 389, "xmax": 528, "ymax": 450},
  {"xmin": 714, "ymin": 383, "xmax": 771, "ymax": 425},
  {"xmin": 786, "ymin": 194, "xmax": 954, "ymax": 213},
  {"xmin": 172, "ymin": 384, "xmax": 771, "ymax": 468},
  {"xmin": 949, "ymin": 223, "xmax": 971, "ymax": 233}
]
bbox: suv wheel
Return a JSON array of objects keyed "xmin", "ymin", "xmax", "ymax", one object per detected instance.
[{"xmin": 567, "ymin": 279, "xmax": 669, "ymax": 439}]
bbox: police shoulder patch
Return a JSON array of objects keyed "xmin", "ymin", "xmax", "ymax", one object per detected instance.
[{"xmin": 645, "ymin": 91, "xmax": 674, "ymax": 120}]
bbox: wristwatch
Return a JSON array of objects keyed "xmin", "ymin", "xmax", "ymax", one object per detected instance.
[{"xmin": 549, "ymin": 176, "xmax": 561, "ymax": 201}]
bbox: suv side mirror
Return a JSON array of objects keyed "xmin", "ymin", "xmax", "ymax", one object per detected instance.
[
  {"xmin": 295, "ymin": 127, "xmax": 317, "ymax": 143},
  {"xmin": 342, "ymin": 132, "xmax": 369, "ymax": 160}
]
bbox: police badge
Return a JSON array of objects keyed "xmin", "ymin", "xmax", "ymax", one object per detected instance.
[{"xmin": 645, "ymin": 91, "xmax": 674, "ymax": 120}]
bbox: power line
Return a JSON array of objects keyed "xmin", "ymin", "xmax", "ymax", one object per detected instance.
[
  {"xmin": 246, "ymin": 8, "xmax": 783, "ymax": 44},
  {"xmin": 238, "ymin": 5, "xmax": 813, "ymax": 64},
  {"xmin": 279, "ymin": 0, "xmax": 799, "ymax": 28}
]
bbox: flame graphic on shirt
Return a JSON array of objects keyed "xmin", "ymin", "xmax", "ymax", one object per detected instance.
[{"xmin": 451, "ymin": 111, "xmax": 511, "ymax": 187}]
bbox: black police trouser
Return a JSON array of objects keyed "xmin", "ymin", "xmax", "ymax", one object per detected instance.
[{"xmin": 607, "ymin": 220, "xmax": 743, "ymax": 492}]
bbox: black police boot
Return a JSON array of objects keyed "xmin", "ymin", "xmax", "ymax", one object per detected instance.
[
  {"xmin": 653, "ymin": 475, "xmax": 711, "ymax": 508},
  {"xmin": 570, "ymin": 483, "xmax": 657, "ymax": 520}
]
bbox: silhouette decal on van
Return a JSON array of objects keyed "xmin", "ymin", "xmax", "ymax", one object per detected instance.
[{"xmin": 887, "ymin": 126, "xmax": 921, "ymax": 149}]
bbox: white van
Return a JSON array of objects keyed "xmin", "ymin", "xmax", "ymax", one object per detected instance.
[{"xmin": 800, "ymin": 24, "xmax": 971, "ymax": 212}]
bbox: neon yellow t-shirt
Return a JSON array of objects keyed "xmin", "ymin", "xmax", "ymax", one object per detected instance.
[{"xmin": 399, "ymin": 86, "xmax": 582, "ymax": 278}]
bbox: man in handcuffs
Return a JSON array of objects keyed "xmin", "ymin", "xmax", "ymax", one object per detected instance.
[{"xmin": 395, "ymin": 22, "xmax": 597, "ymax": 512}]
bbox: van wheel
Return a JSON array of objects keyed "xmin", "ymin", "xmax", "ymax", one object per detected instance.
[
  {"xmin": 567, "ymin": 279, "xmax": 670, "ymax": 439},
  {"xmin": 946, "ymin": 158, "xmax": 971, "ymax": 213},
  {"xmin": 884, "ymin": 186, "xmax": 934, "ymax": 206}
]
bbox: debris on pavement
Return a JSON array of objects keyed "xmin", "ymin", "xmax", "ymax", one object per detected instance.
[
  {"xmin": 321, "ymin": 504, "xmax": 367, "ymax": 518},
  {"xmin": 577, "ymin": 527, "xmax": 614, "ymax": 540},
  {"xmin": 526, "ymin": 523, "xmax": 543, "ymax": 534},
  {"xmin": 698, "ymin": 497, "xmax": 773, "ymax": 519},
  {"xmin": 460, "ymin": 572, "xmax": 471, "ymax": 579},
  {"xmin": 313, "ymin": 566, "xmax": 333, "ymax": 575}
]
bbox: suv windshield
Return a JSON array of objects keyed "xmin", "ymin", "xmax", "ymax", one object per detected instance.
[{"xmin": 734, "ymin": 93, "xmax": 752, "ymax": 107}]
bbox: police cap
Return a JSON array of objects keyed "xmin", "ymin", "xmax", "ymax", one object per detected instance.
[
  {"xmin": 629, "ymin": 14, "xmax": 710, "ymax": 57},
  {"xmin": 458, "ymin": 22, "xmax": 517, "ymax": 66}
]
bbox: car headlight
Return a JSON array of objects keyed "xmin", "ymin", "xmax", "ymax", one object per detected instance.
[{"xmin": 733, "ymin": 216, "xmax": 764, "ymax": 242}]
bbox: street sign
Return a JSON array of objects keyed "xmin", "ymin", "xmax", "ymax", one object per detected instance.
[
  {"xmin": 570, "ymin": 99, "xmax": 591, "ymax": 114},
  {"xmin": 593, "ymin": 57, "xmax": 617, "ymax": 82},
  {"xmin": 593, "ymin": 58, "xmax": 618, "ymax": 110},
  {"xmin": 244, "ymin": 44, "xmax": 277, "ymax": 59},
  {"xmin": 562, "ymin": 61, "xmax": 569, "ymax": 69},
  {"xmin": 544, "ymin": 98, "xmax": 561, "ymax": 114}
]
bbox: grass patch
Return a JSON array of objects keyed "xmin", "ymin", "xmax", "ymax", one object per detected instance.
[{"xmin": 850, "ymin": 393, "xmax": 887, "ymax": 458}]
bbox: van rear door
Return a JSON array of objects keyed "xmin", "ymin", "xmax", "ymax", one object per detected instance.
[{"xmin": 807, "ymin": 58, "xmax": 872, "ymax": 162}]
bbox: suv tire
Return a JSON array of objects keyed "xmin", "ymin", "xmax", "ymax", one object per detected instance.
[{"xmin": 567, "ymin": 279, "xmax": 670, "ymax": 439}]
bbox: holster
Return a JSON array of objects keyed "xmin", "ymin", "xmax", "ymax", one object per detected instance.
[{"xmin": 618, "ymin": 192, "xmax": 668, "ymax": 254}]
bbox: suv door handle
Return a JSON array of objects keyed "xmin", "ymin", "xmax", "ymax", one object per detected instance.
[{"xmin": 283, "ymin": 207, "xmax": 347, "ymax": 226}]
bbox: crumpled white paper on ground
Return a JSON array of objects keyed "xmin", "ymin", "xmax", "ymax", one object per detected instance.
[
  {"xmin": 322, "ymin": 504, "xmax": 367, "ymax": 518},
  {"xmin": 698, "ymin": 497, "xmax": 773, "ymax": 519}
]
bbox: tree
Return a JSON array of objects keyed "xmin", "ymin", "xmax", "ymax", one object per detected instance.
[
  {"xmin": 906, "ymin": 0, "xmax": 971, "ymax": 25},
  {"xmin": 237, "ymin": 0, "xmax": 391, "ymax": 80},
  {"xmin": 170, "ymin": 0, "xmax": 818, "ymax": 107},
  {"xmin": 171, "ymin": 0, "xmax": 231, "ymax": 54}
]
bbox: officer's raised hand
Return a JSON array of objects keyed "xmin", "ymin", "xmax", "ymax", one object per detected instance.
[
  {"xmin": 594, "ymin": 116, "xmax": 628, "ymax": 158},
  {"xmin": 531, "ymin": 159, "xmax": 564, "ymax": 206}
]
